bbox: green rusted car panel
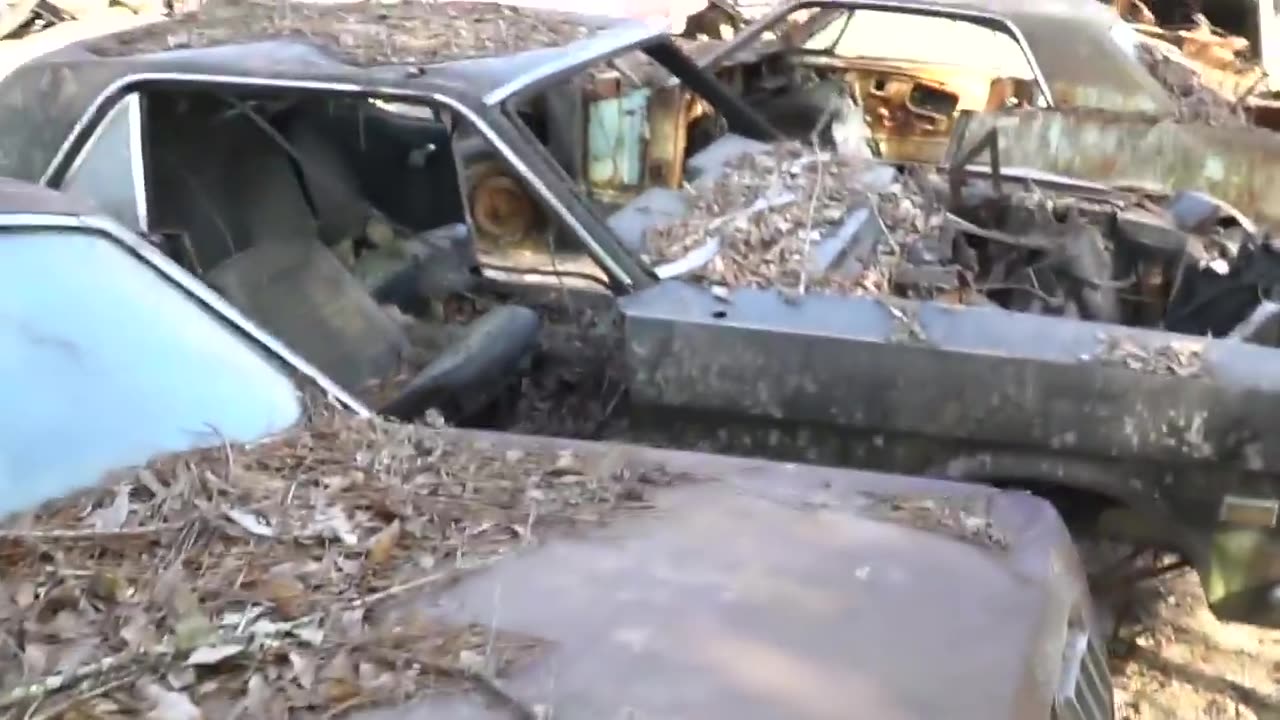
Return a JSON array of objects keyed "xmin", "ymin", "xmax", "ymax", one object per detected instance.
[{"xmin": 947, "ymin": 108, "xmax": 1280, "ymax": 229}]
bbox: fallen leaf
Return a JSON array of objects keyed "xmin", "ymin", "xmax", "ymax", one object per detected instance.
[
  {"xmin": 54, "ymin": 641, "xmax": 96, "ymax": 673},
  {"xmin": 313, "ymin": 506, "xmax": 358, "ymax": 546},
  {"xmin": 167, "ymin": 665, "xmax": 196, "ymax": 690},
  {"xmin": 173, "ymin": 616, "xmax": 216, "ymax": 652},
  {"xmin": 224, "ymin": 508, "xmax": 275, "ymax": 538},
  {"xmin": 241, "ymin": 673, "xmax": 287, "ymax": 719},
  {"xmin": 321, "ymin": 650, "xmax": 361, "ymax": 704},
  {"xmin": 120, "ymin": 608, "xmax": 157, "ymax": 649},
  {"xmin": 88, "ymin": 570, "xmax": 128, "ymax": 604},
  {"xmin": 290, "ymin": 623, "xmax": 325, "ymax": 647},
  {"xmin": 13, "ymin": 581, "xmax": 36, "ymax": 609},
  {"xmin": 289, "ymin": 650, "xmax": 318, "ymax": 689},
  {"xmin": 90, "ymin": 485, "xmax": 132, "ymax": 532},
  {"xmin": 366, "ymin": 520, "xmax": 402, "ymax": 567},
  {"xmin": 21, "ymin": 642, "xmax": 48, "ymax": 677},
  {"xmin": 260, "ymin": 574, "xmax": 308, "ymax": 620},
  {"xmin": 139, "ymin": 682, "xmax": 203, "ymax": 720},
  {"xmin": 185, "ymin": 643, "xmax": 245, "ymax": 667}
]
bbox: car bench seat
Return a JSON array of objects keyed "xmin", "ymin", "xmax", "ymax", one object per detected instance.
[{"xmin": 207, "ymin": 238, "xmax": 541, "ymax": 422}]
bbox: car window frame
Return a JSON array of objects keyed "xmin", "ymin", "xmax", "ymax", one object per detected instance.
[
  {"xmin": 0, "ymin": 209, "xmax": 370, "ymax": 417},
  {"xmin": 60, "ymin": 92, "xmax": 149, "ymax": 234}
]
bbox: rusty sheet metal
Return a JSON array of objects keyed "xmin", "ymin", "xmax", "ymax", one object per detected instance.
[
  {"xmin": 947, "ymin": 108, "xmax": 1280, "ymax": 230},
  {"xmin": 587, "ymin": 74, "xmax": 699, "ymax": 200},
  {"xmin": 644, "ymin": 83, "xmax": 691, "ymax": 188},
  {"xmin": 587, "ymin": 83, "xmax": 651, "ymax": 200},
  {"xmin": 855, "ymin": 70, "xmax": 959, "ymax": 164}
]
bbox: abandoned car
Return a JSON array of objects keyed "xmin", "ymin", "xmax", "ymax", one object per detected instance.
[
  {"xmin": 2, "ymin": 0, "xmax": 1279, "ymax": 630},
  {"xmin": 686, "ymin": 0, "xmax": 1178, "ymax": 163},
  {"xmin": 0, "ymin": 176, "xmax": 1113, "ymax": 719},
  {"xmin": 681, "ymin": 0, "xmax": 1280, "ymax": 234}
]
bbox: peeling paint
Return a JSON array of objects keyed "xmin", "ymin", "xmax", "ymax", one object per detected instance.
[{"xmin": 949, "ymin": 108, "xmax": 1280, "ymax": 231}]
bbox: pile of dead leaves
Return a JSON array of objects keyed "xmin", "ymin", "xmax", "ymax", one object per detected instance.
[
  {"xmin": 91, "ymin": 0, "xmax": 599, "ymax": 65},
  {"xmin": 1135, "ymin": 41, "xmax": 1251, "ymax": 127},
  {"xmin": 643, "ymin": 142, "xmax": 945, "ymax": 297},
  {"xmin": 0, "ymin": 411, "xmax": 677, "ymax": 718}
]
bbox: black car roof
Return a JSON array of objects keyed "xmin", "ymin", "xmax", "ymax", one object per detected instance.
[{"xmin": 0, "ymin": 5, "xmax": 663, "ymax": 183}]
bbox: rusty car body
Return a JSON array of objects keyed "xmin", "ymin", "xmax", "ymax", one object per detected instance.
[
  {"xmin": 0, "ymin": 176, "xmax": 1112, "ymax": 719},
  {"xmin": 681, "ymin": 0, "xmax": 1177, "ymax": 165},
  {"xmin": 3, "ymin": 0, "xmax": 1280, "ymax": 631},
  {"xmin": 685, "ymin": 0, "xmax": 1280, "ymax": 230}
]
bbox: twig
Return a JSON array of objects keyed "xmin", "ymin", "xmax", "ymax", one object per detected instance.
[
  {"xmin": 0, "ymin": 563, "xmax": 479, "ymax": 712},
  {"xmin": 0, "ymin": 523, "xmax": 186, "ymax": 543},
  {"xmin": 202, "ymin": 422, "xmax": 235, "ymax": 486},
  {"xmin": 30, "ymin": 673, "xmax": 139, "ymax": 720},
  {"xmin": 797, "ymin": 147, "xmax": 828, "ymax": 295},
  {"xmin": 420, "ymin": 661, "xmax": 542, "ymax": 720},
  {"xmin": 0, "ymin": 650, "xmax": 167, "ymax": 710}
]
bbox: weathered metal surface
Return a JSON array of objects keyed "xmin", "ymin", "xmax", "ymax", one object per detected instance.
[
  {"xmin": 351, "ymin": 428, "xmax": 1100, "ymax": 720},
  {"xmin": 948, "ymin": 108, "xmax": 1280, "ymax": 231},
  {"xmin": 586, "ymin": 85, "xmax": 651, "ymax": 200},
  {"xmin": 619, "ymin": 278, "xmax": 1280, "ymax": 503},
  {"xmin": 700, "ymin": 0, "xmax": 1176, "ymax": 115},
  {"xmin": 643, "ymin": 83, "xmax": 689, "ymax": 188},
  {"xmin": 1206, "ymin": 527, "xmax": 1280, "ymax": 627},
  {"xmin": 851, "ymin": 65, "xmax": 962, "ymax": 164},
  {"xmin": 618, "ymin": 278, "xmax": 1280, "ymax": 627},
  {"xmin": 468, "ymin": 163, "xmax": 543, "ymax": 242}
]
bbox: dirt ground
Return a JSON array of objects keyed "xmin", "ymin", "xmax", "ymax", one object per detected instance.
[{"xmin": 1111, "ymin": 568, "xmax": 1280, "ymax": 719}]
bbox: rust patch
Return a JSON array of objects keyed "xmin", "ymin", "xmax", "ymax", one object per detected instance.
[{"xmin": 468, "ymin": 164, "xmax": 542, "ymax": 244}]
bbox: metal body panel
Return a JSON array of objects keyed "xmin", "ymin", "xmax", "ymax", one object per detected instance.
[
  {"xmin": 352, "ymin": 429, "xmax": 1102, "ymax": 720},
  {"xmin": 0, "ymin": 204, "xmax": 370, "ymax": 415},
  {"xmin": 948, "ymin": 108, "xmax": 1280, "ymax": 232},
  {"xmin": 586, "ymin": 87, "xmax": 652, "ymax": 196},
  {"xmin": 619, "ymin": 281, "xmax": 1280, "ymax": 520}
]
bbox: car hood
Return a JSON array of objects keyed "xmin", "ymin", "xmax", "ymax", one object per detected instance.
[{"xmin": 352, "ymin": 430, "xmax": 1106, "ymax": 720}]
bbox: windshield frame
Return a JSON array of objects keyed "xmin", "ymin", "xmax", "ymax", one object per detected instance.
[
  {"xmin": 697, "ymin": 0, "xmax": 1055, "ymax": 106},
  {"xmin": 0, "ymin": 209, "xmax": 371, "ymax": 417},
  {"xmin": 491, "ymin": 33, "xmax": 781, "ymax": 141},
  {"xmin": 491, "ymin": 34, "xmax": 784, "ymax": 282}
]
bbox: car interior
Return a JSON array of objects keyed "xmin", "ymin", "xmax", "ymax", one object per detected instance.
[{"xmin": 108, "ymin": 88, "xmax": 553, "ymax": 426}]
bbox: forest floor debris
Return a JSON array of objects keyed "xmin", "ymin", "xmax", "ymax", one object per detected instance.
[
  {"xmin": 1112, "ymin": 565, "xmax": 1280, "ymax": 720},
  {"xmin": 90, "ymin": 0, "xmax": 598, "ymax": 64},
  {"xmin": 0, "ymin": 410, "xmax": 684, "ymax": 718},
  {"xmin": 642, "ymin": 141, "xmax": 945, "ymax": 296}
]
